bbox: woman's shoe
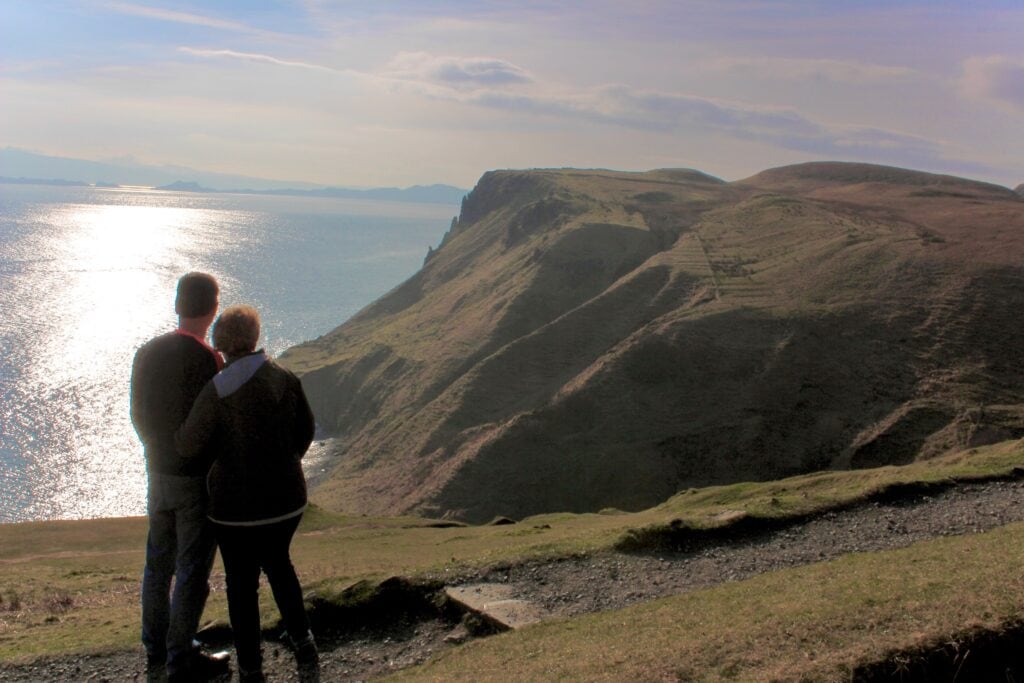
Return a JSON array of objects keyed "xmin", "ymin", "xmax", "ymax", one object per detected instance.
[
  {"xmin": 238, "ymin": 666, "xmax": 266, "ymax": 683},
  {"xmin": 290, "ymin": 632, "xmax": 320, "ymax": 683}
]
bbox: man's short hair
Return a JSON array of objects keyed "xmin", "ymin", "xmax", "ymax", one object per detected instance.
[
  {"xmin": 175, "ymin": 272, "xmax": 219, "ymax": 318},
  {"xmin": 213, "ymin": 305, "xmax": 261, "ymax": 357}
]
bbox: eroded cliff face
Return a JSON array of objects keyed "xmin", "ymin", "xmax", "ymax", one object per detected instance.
[{"xmin": 281, "ymin": 163, "xmax": 1024, "ymax": 523}]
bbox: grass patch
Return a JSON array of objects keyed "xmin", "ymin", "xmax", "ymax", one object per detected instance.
[
  {"xmin": 617, "ymin": 440, "xmax": 1024, "ymax": 551},
  {"xmin": 0, "ymin": 440, "xmax": 1022, "ymax": 666},
  {"xmin": 386, "ymin": 522, "xmax": 1024, "ymax": 681}
]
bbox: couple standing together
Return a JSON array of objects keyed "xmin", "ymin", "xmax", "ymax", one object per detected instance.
[{"xmin": 130, "ymin": 272, "xmax": 318, "ymax": 683}]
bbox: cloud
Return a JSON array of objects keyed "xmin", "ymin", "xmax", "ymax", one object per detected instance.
[
  {"xmin": 178, "ymin": 48, "xmax": 340, "ymax": 73},
  {"xmin": 961, "ymin": 56, "xmax": 1024, "ymax": 111},
  {"xmin": 587, "ymin": 87, "xmax": 947, "ymax": 166},
  {"xmin": 709, "ymin": 57, "xmax": 922, "ymax": 85},
  {"xmin": 381, "ymin": 52, "xmax": 533, "ymax": 89},
  {"xmin": 370, "ymin": 53, "xmax": 944, "ymax": 165},
  {"xmin": 102, "ymin": 1, "xmax": 264, "ymax": 35},
  {"xmin": 593, "ymin": 86, "xmax": 821, "ymax": 137}
]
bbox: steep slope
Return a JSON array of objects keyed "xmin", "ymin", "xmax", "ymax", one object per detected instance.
[{"xmin": 282, "ymin": 163, "xmax": 1024, "ymax": 522}]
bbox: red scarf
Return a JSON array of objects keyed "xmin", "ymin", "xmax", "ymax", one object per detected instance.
[{"xmin": 175, "ymin": 328, "xmax": 225, "ymax": 370}]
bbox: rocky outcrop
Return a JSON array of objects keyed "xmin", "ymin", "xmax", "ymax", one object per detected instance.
[{"xmin": 282, "ymin": 163, "xmax": 1024, "ymax": 522}]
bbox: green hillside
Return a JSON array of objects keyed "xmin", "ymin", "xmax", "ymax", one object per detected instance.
[{"xmin": 282, "ymin": 163, "xmax": 1024, "ymax": 523}]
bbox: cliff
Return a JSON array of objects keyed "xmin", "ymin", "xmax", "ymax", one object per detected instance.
[{"xmin": 281, "ymin": 162, "xmax": 1024, "ymax": 522}]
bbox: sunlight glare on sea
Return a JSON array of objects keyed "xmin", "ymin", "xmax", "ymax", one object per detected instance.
[
  {"xmin": 0, "ymin": 185, "xmax": 454, "ymax": 522},
  {"xmin": 5, "ymin": 199, "xmax": 230, "ymax": 520}
]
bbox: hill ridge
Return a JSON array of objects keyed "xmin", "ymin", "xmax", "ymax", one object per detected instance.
[
  {"xmin": 282, "ymin": 162, "xmax": 1024, "ymax": 522},
  {"xmin": 739, "ymin": 160, "xmax": 1020, "ymax": 198}
]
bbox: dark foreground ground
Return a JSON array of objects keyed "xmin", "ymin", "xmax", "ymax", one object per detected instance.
[{"xmin": 2, "ymin": 479, "xmax": 1024, "ymax": 682}]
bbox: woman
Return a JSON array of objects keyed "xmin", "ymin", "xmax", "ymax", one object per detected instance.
[{"xmin": 176, "ymin": 304, "xmax": 318, "ymax": 683}]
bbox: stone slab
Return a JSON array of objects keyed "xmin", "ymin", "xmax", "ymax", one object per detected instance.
[{"xmin": 444, "ymin": 583, "xmax": 548, "ymax": 630}]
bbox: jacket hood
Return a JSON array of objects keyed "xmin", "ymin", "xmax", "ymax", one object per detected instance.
[{"xmin": 214, "ymin": 350, "xmax": 268, "ymax": 398}]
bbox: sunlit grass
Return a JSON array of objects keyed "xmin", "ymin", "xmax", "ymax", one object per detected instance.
[
  {"xmin": 1, "ymin": 440, "xmax": 1022, "ymax": 668},
  {"xmin": 388, "ymin": 523, "xmax": 1024, "ymax": 681}
]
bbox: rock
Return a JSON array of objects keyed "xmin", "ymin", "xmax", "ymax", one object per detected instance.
[
  {"xmin": 486, "ymin": 517, "xmax": 517, "ymax": 526},
  {"xmin": 444, "ymin": 584, "xmax": 548, "ymax": 630},
  {"xmin": 443, "ymin": 624, "xmax": 470, "ymax": 644}
]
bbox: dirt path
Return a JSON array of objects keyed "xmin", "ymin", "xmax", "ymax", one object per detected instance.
[
  {"xmin": 2, "ymin": 479, "xmax": 1023, "ymax": 682},
  {"xmin": 458, "ymin": 480, "xmax": 1024, "ymax": 620}
]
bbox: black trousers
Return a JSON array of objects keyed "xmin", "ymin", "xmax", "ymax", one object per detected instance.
[{"xmin": 214, "ymin": 514, "xmax": 310, "ymax": 672}]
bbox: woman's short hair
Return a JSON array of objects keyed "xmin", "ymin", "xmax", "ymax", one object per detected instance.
[
  {"xmin": 213, "ymin": 305, "xmax": 261, "ymax": 357},
  {"xmin": 175, "ymin": 272, "xmax": 219, "ymax": 318}
]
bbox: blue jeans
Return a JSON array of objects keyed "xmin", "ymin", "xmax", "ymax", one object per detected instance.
[
  {"xmin": 141, "ymin": 473, "xmax": 217, "ymax": 674},
  {"xmin": 215, "ymin": 515, "xmax": 310, "ymax": 673}
]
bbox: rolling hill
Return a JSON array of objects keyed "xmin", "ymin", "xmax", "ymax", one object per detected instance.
[{"xmin": 281, "ymin": 162, "xmax": 1024, "ymax": 523}]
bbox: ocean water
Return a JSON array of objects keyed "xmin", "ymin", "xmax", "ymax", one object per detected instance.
[{"xmin": 0, "ymin": 184, "xmax": 456, "ymax": 523}]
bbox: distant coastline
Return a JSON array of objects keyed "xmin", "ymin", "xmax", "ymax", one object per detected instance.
[
  {"xmin": 0, "ymin": 175, "xmax": 466, "ymax": 205},
  {"xmin": 0, "ymin": 148, "xmax": 470, "ymax": 205},
  {"xmin": 0, "ymin": 175, "xmax": 91, "ymax": 187},
  {"xmin": 154, "ymin": 179, "xmax": 467, "ymax": 204}
]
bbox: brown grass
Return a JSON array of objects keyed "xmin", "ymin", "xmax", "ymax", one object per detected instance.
[
  {"xmin": 1, "ymin": 440, "xmax": 1022, "ymax": 664},
  {"xmin": 387, "ymin": 523, "xmax": 1024, "ymax": 681}
]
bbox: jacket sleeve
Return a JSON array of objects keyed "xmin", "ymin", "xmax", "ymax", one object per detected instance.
[
  {"xmin": 175, "ymin": 380, "xmax": 220, "ymax": 462},
  {"xmin": 129, "ymin": 348, "xmax": 153, "ymax": 443},
  {"xmin": 291, "ymin": 377, "xmax": 316, "ymax": 460}
]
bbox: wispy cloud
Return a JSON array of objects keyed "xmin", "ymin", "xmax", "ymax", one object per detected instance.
[
  {"xmin": 102, "ymin": 1, "xmax": 264, "ymax": 34},
  {"xmin": 591, "ymin": 86, "xmax": 820, "ymax": 137},
  {"xmin": 0, "ymin": 59, "xmax": 67, "ymax": 75},
  {"xmin": 707, "ymin": 57, "xmax": 922, "ymax": 85},
  {"xmin": 381, "ymin": 52, "xmax": 533, "ymax": 89},
  {"xmin": 7, "ymin": 3, "xmax": 1020, "ymax": 187},
  {"xmin": 178, "ymin": 47, "xmax": 340, "ymax": 73},
  {"xmin": 961, "ymin": 55, "xmax": 1024, "ymax": 111},
  {"xmin": 369, "ymin": 52, "xmax": 947, "ymax": 166}
]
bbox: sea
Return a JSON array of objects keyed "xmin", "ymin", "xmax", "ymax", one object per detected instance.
[{"xmin": 0, "ymin": 183, "xmax": 457, "ymax": 523}]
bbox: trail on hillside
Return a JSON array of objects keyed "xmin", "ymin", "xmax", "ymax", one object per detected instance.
[
  {"xmin": 3, "ymin": 479, "xmax": 1024, "ymax": 682},
  {"xmin": 453, "ymin": 479, "xmax": 1024, "ymax": 621}
]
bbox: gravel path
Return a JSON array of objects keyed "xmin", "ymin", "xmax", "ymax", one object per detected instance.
[
  {"xmin": 464, "ymin": 480, "xmax": 1024, "ymax": 619},
  {"xmin": 2, "ymin": 479, "xmax": 1023, "ymax": 682}
]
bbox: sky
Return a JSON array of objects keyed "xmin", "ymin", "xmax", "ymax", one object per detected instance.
[{"xmin": 2, "ymin": 1, "xmax": 1024, "ymax": 189}]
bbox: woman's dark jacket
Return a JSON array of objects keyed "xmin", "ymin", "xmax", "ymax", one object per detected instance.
[{"xmin": 176, "ymin": 350, "xmax": 315, "ymax": 525}]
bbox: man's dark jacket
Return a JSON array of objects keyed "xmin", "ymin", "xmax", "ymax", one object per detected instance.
[
  {"xmin": 130, "ymin": 331, "xmax": 221, "ymax": 476},
  {"xmin": 176, "ymin": 351, "xmax": 315, "ymax": 525}
]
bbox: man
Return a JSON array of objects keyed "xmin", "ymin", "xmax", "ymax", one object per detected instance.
[{"xmin": 130, "ymin": 272, "xmax": 230, "ymax": 682}]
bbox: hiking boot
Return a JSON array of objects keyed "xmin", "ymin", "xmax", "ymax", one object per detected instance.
[
  {"xmin": 289, "ymin": 631, "xmax": 320, "ymax": 683},
  {"xmin": 167, "ymin": 649, "xmax": 231, "ymax": 682},
  {"xmin": 145, "ymin": 653, "xmax": 167, "ymax": 683},
  {"xmin": 238, "ymin": 666, "xmax": 267, "ymax": 683}
]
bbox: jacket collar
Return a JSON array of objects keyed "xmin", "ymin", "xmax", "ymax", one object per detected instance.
[
  {"xmin": 174, "ymin": 328, "xmax": 224, "ymax": 369},
  {"xmin": 213, "ymin": 350, "xmax": 268, "ymax": 398}
]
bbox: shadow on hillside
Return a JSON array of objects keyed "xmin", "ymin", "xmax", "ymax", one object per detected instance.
[
  {"xmin": 853, "ymin": 621, "xmax": 1024, "ymax": 682},
  {"xmin": 196, "ymin": 576, "xmax": 456, "ymax": 655},
  {"xmin": 615, "ymin": 471, "xmax": 1024, "ymax": 554}
]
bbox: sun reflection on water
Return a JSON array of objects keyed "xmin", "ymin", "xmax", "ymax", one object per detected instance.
[
  {"xmin": 7, "ymin": 200, "xmax": 226, "ymax": 521},
  {"xmin": 1, "ymin": 185, "xmax": 455, "ymax": 522}
]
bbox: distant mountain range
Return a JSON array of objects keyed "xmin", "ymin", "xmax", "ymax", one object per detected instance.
[
  {"xmin": 282, "ymin": 162, "xmax": 1024, "ymax": 523},
  {"xmin": 0, "ymin": 148, "xmax": 468, "ymax": 205}
]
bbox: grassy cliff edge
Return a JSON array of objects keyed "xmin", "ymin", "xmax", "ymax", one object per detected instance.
[{"xmin": 1, "ymin": 439, "xmax": 1023, "ymax": 680}]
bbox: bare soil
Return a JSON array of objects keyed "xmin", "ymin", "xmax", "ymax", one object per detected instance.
[
  {"xmin": 457, "ymin": 480, "xmax": 1024, "ymax": 620},
  {"xmin": 3, "ymin": 479, "xmax": 1024, "ymax": 682}
]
